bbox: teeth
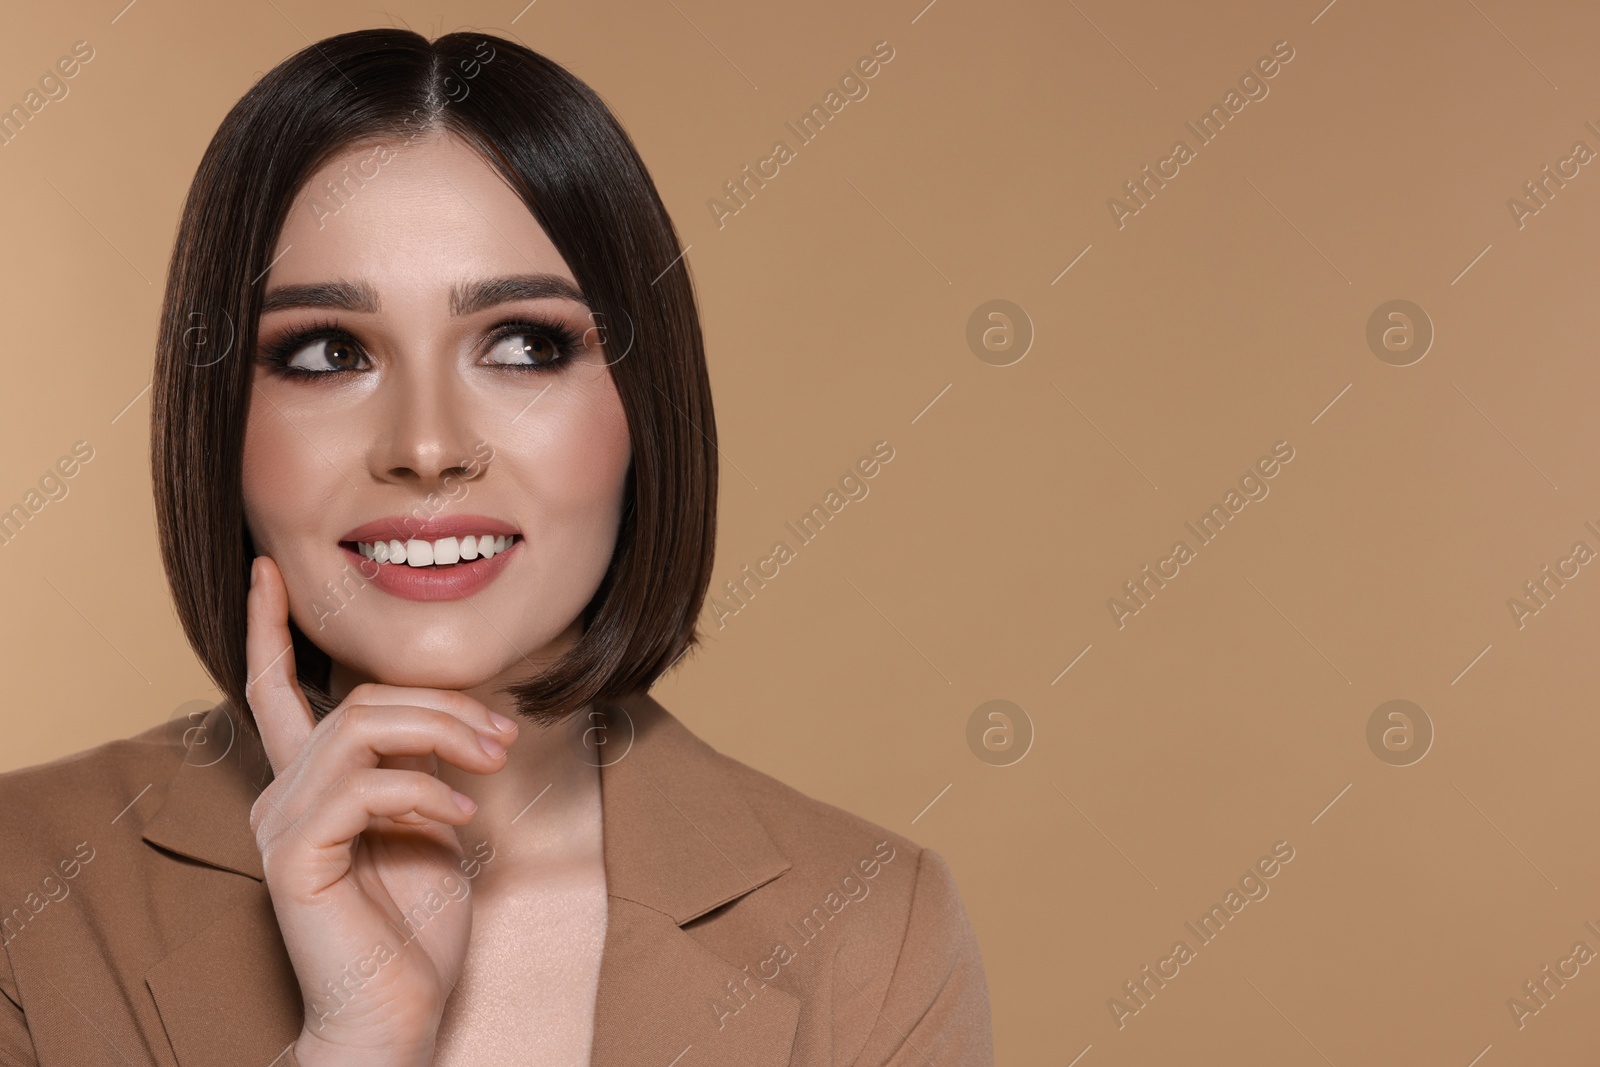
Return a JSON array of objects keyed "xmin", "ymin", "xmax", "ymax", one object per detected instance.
[{"xmin": 352, "ymin": 534, "xmax": 517, "ymax": 567}]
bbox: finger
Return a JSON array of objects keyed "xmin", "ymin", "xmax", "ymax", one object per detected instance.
[
  {"xmin": 339, "ymin": 685, "xmax": 514, "ymax": 777},
  {"xmin": 290, "ymin": 704, "xmax": 508, "ymax": 804},
  {"xmin": 378, "ymin": 752, "xmax": 440, "ymax": 776},
  {"xmin": 339, "ymin": 682, "xmax": 519, "ymax": 744},
  {"xmin": 272, "ymin": 768, "xmax": 477, "ymax": 873},
  {"xmin": 245, "ymin": 555, "xmax": 316, "ymax": 776}
]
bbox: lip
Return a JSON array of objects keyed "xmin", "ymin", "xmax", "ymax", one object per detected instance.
[
  {"xmin": 339, "ymin": 514, "xmax": 521, "ymax": 544},
  {"xmin": 340, "ymin": 536, "xmax": 522, "ymax": 602}
]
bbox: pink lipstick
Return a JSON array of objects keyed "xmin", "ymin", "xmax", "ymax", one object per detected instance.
[{"xmin": 337, "ymin": 514, "xmax": 522, "ymax": 602}]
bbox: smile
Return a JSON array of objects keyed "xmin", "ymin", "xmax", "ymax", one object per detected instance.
[
  {"xmin": 352, "ymin": 533, "xmax": 520, "ymax": 568},
  {"xmin": 334, "ymin": 515, "xmax": 525, "ymax": 602}
]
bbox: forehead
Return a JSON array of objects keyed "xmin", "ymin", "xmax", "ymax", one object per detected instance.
[{"xmin": 265, "ymin": 128, "xmax": 576, "ymax": 300}]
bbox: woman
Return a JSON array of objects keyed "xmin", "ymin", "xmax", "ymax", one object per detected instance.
[{"xmin": 0, "ymin": 27, "xmax": 992, "ymax": 1067}]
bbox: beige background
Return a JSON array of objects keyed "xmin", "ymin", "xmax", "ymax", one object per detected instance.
[{"xmin": 4, "ymin": 0, "xmax": 1600, "ymax": 1062}]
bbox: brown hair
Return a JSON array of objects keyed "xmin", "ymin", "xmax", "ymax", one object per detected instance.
[{"xmin": 150, "ymin": 28, "xmax": 716, "ymax": 732}]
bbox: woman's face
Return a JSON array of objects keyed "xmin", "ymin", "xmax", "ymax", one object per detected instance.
[{"xmin": 241, "ymin": 127, "xmax": 632, "ymax": 694}]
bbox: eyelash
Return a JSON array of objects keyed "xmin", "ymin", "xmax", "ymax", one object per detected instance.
[{"xmin": 254, "ymin": 314, "xmax": 587, "ymax": 381}]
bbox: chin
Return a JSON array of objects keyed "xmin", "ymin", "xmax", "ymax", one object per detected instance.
[
  {"xmin": 293, "ymin": 592, "xmax": 580, "ymax": 696},
  {"xmin": 310, "ymin": 628, "xmax": 524, "ymax": 691},
  {"xmin": 335, "ymin": 655, "xmax": 510, "ymax": 694}
]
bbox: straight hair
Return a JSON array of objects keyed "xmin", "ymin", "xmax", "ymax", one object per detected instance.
[{"xmin": 151, "ymin": 28, "xmax": 716, "ymax": 732}]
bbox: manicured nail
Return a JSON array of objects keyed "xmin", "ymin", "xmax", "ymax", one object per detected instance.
[
  {"xmin": 452, "ymin": 790, "xmax": 477, "ymax": 814},
  {"xmin": 489, "ymin": 711, "xmax": 517, "ymax": 734}
]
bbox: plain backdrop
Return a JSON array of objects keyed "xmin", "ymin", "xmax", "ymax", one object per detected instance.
[{"xmin": 3, "ymin": 1, "xmax": 1600, "ymax": 1063}]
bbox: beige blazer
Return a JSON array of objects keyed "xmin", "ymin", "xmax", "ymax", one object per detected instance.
[{"xmin": 0, "ymin": 690, "xmax": 993, "ymax": 1065}]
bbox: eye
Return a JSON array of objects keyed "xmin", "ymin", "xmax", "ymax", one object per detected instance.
[
  {"xmin": 486, "ymin": 330, "xmax": 561, "ymax": 368},
  {"xmin": 482, "ymin": 318, "xmax": 586, "ymax": 373},
  {"xmin": 255, "ymin": 320, "xmax": 371, "ymax": 379},
  {"xmin": 280, "ymin": 336, "xmax": 368, "ymax": 374}
]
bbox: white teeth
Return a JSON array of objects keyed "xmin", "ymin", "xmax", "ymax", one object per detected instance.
[
  {"xmin": 352, "ymin": 534, "xmax": 517, "ymax": 566},
  {"xmin": 406, "ymin": 540, "xmax": 434, "ymax": 567}
]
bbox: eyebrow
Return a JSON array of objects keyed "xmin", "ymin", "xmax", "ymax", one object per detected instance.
[{"xmin": 259, "ymin": 273, "xmax": 590, "ymax": 316}]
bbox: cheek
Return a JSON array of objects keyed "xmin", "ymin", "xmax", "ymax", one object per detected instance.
[
  {"xmin": 510, "ymin": 373, "xmax": 632, "ymax": 610},
  {"xmin": 240, "ymin": 387, "xmax": 339, "ymax": 555},
  {"xmin": 492, "ymin": 373, "xmax": 630, "ymax": 641},
  {"xmin": 240, "ymin": 397, "xmax": 290, "ymax": 551},
  {"xmin": 539, "ymin": 370, "xmax": 632, "ymax": 520}
]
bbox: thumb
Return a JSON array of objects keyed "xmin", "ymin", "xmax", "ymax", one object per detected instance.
[{"xmin": 244, "ymin": 556, "xmax": 315, "ymax": 776}]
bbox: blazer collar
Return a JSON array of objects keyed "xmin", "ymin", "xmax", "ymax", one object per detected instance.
[{"xmin": 138, "ymin": 690, "xmax": 801, "ymax": 1065}]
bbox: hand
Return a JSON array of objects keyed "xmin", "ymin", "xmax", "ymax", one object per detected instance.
[{"xmin": 243, "ymin": 556, "xmax": 519, "ymax": 1066}]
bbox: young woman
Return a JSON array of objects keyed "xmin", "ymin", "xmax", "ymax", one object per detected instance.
[{"xmin": 0, "ymin": 28, "xmax": 993, "ymax": 1066}]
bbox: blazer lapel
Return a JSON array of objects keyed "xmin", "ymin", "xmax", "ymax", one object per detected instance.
[
  {"xmin": 137, "ymin": 691, "xmax": 800, "ymax": 1066},
  {"xmin": 586, "ymin": 692, "xmax": 799, "ymax": 1065},
  {"xmin": 140, "ymin": 700, "xmax": 301, "ymax": 1066}
]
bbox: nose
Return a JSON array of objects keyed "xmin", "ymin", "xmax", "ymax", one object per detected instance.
[{"xmin": 370, "ymin": 360, "xmax": 484, "ymax": 490}]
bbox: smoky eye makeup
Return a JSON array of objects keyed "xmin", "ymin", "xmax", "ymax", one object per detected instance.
[{"xmin": 253, "ymin": 311, "xmax": 593, "ymax": 382}]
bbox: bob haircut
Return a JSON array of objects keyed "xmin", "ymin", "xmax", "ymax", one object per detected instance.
[{"xmin": 150, "ymin": 28, "xmax": 717, "ymax": 733}]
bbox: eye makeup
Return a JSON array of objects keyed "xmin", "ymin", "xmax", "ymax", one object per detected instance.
[{"xmin": 253, "ymin": 312, "xmax": 590, "ymax": 381}]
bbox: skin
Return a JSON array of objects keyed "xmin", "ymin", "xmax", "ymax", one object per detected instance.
[{"xmin": 240, "ymin": 127, "xmax": 629, "ymax": 1064}]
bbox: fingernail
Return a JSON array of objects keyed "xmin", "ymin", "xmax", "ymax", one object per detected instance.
[
  {"xmin": 451, "ymin": 790, "xmax": 477, "ymax": 814},
  {"xmin": 478, "ymin": 734, "xmax": 505, "ymax": 758},
  {"xmin": 249, "ymin": 558, "xmax": 258, "ymax": 589},
  {"xmin": 489, "ymin": 711, "xmax": 517, "ymax": 734}
]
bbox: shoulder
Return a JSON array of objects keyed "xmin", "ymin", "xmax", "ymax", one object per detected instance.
[
  {"xmin": 711, "ymin": 743, "xmax": 980, "ymax": 948},
  {"xmin": 0, "ymin": 718, "xmax": 179, "ymax": 899},
  {"xmin": 697, "ymin": 745, "xmax": 994, "ymax": 1063},
  {"xmin": 714, "ymin": 746, "xmax": 919, "ymax": 885}
]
